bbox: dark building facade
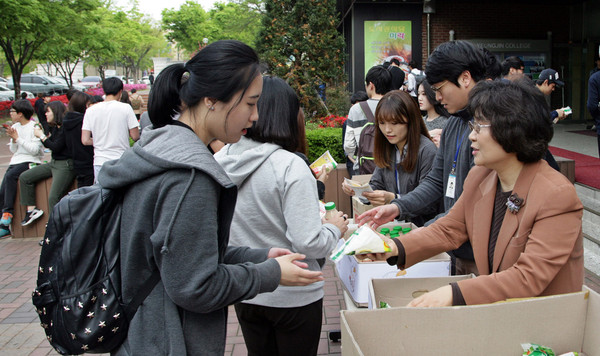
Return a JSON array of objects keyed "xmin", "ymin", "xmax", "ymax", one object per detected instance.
[{"xmin": 338, "ymin": 0, "xmax": 600, "ymax": 123}]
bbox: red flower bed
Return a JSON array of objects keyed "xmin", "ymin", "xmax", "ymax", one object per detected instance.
[
  {"xmin": 0, "ymin": 95, "xmax": 68, "ymax": 119},
  {"xmin": 317, "ymin": 114, "xmax": 347, "ymax": 128}
]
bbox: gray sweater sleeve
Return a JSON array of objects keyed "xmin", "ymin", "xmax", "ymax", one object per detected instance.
[{"xmin": 150, "ymin": 172, "xmax": 280, "ymax": 313}]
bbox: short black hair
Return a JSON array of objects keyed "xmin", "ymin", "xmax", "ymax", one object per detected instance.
[
  {"xmin": 468, "ymin": 79, "xmax": 552, "ymax": 163},
  {"xmin": 11, "ymin": 99, "xmax": 34, "ymax": 119},
  {"xmin": 66, "ymin": 88, "xmax": 79, "ymax": 101},
  {"xmin": 409, "ymin": 60, "xmax": 419, "ymax": 68},
  {"xmin": 350, "ymin": 90, "xmax": 368, "ymax": 104},
  {"xmin": 102, "ymin": 77, "xmax": 123, "ymax": 96},
  {"xmin": 131, "ymin": 88, "xmax": 137, "ymax": 94},
  {"xmin": 245, "ymin": 76, "xmax": 300, "ymax": 152},
  {"xmin": 20, "ymin": 92, "xmax": 27, "ymax": 99},
  {"xmin": 501, "ymin": 56, "xmax": 525, "ymax": 76},
  {"xmin": 365, "ymin": 65, "xmax": 392, "ymax": 95},
  {"xmin": 482, "ymin": 48, "xmax": 501, "ymax": 80},
  {"xmin": 390, "ymin": 58, "xmax": 400, "ymax": 66},
  {"xmin": 91, "ymin": 95, "xmax": 104, "ymax": 104},
  {"xmin": 426, "ymin": 40, "xmax": 488, "ymax": 86}
]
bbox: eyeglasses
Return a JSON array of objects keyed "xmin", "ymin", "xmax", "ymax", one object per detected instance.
[
  {"xmin": 431, "ymin": 80, "xmax": 449, "ymax": 92},
  {"xmin": 468, "ymin": 120, "xmax": 492, "ymax": 133}
]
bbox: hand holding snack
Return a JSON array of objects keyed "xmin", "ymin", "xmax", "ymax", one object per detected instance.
[
  {"xmin": 341, "ymin": 180, "xmax": 355, "ymax": 196},
  {"xmin": 330, "ymin": 225, "xmax": 395, "ymax": 261},
  {"xmin": 362, "ymin": 190, "xmax": 395, "ymax": 206},
  {"xmin": 322, "ymin": 209, "xmax": 349, "ymax": 236}
]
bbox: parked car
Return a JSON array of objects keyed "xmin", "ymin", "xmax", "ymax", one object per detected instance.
[
  {"xmin": 50, "ymin": 76, "xmax": 86, "ymax": 92},
  {"xmin": 139, "ymin": 76, "xmax": 151, "ymax": 85},
  {"xmin": 6, "ymin": 74, "xmax": 69, "ymax": 96},
  {"xmin": 0, "ymin": 77, "xmax": 8, "ymax": 85},
  {"xmin": 0, "ymin": 84, "xmax": 35, "ymax": 101},
  {"xmin": 78, "ymin": 76, "xmax": 102, "ymax": 89},
  {"xmin": 107, "ymin": 75, "xmax": 127, "ymax": 84}
]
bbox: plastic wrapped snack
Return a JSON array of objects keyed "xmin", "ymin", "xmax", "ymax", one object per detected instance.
[{"xmin": 330, "ymin": 225, "xmax": 392, "ymax": 262}]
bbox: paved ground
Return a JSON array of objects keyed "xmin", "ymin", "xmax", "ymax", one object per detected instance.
[{"xmin": 0, "ymin": 122, "xmax": 598, "ymax": 355}]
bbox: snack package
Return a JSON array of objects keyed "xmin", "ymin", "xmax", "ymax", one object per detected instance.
[
  {"xmin": 343, "ymin": 177, "xmax": 373, "ymax": 200},
  {"xmin": 330, "ymin": 225, "xmax": 391, "ymax": 262},
  {"xmin": 521, "ymin": 343, "xmax": 556, "ymax": 356},
  {"xmin": 310, "ymin": 150, "xmax": 338, "ymax": 175}
]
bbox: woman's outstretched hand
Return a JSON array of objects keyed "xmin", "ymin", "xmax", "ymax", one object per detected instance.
[
  {"xmin": 275, "ymin": 253, "xmax": 324, "ymax": 286},
  {"xmin": 355, "ymin": 204, "xmax": 399, "ymax": 229}
]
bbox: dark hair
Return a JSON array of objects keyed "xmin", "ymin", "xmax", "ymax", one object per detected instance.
[
  {"xmin": 418, "ymin": 80, "xmax": 449, "ymax": 117},
  {"xmin": 67, "ymin": 91, "xmax": 91, "ymax": 113},
  {"xmin": 102, "ymin": 77, "xmax": 124, "ymax": 96},
  {"xmin": 296, "ymin": 108, "xmax": 307, "ymax": 155},
  {"xmin": 149, "ymin": 40, "xmax": 261, "ymax": 128},
  {"xmin": 91, "ymin": 95, "xmax": 104, "ymax": 104},
  {"xmin": 20, "ymin": 92, "xmax": 27, "ymax": 99},
  {"xmin": 11, "ymin": 99, "xmax": 34, "ymax": 119},
  {"xmin": 46, "ymin": 101, "xmax": 66, "ymax": 126},
  {"xmin": 66, "ymin": 88, "xmax": 79, "ymax": 101},
  {"xmin": 426, "ymin": 40, "xmax": 487, "ymax": 86},
  {"xmin": 365, "ymin": 65, "xmax": 392, "ymax": 95},
  {"xmin": 409, "ymin": 60, "xmax": 419, "ymax": 69},
  {"xmin": 350, "ymin": 90, "xmax": 368, "ymax": 104},
  {"xmin": 390, "ymin": 58, "xmax": 400, "ymax": 66},
  {"xmin": 374, "ymin": 90, "xmax": 431, "ymax": 171},
  {"xmin": 501, "ymin": 56, "xmax": 525, "ymax": 76},
  {"xmin": 245, "ymin": 76, "xmax": 300, "ymax": 152},
  {"xmin": 482, "ymin": 48, "xmax": 501, "ymax": 80},
  {"xmin": 131, "ymin": 88, "xmax": 137, "ymax": 94},
  {"xmin": 120, "ymin": 90, "xmax": 131, "ymax": 104},
  {"xmin": 468, "ymin": 79, "xmax": 552, "ymax": 163}
]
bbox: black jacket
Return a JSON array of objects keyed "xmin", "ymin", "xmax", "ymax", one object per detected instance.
[{"xmin": 62, "ymin": 111, "xmax": 93, "ymax": 173}]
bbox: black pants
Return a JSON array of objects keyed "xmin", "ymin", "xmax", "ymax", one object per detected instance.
[
  {"xmin": 234, "ymin": 298, "xmax": 323, "ymax": 356},
  {"xmin": 0, "ymin": 162, "xmax": 31, "ymax": 215}
]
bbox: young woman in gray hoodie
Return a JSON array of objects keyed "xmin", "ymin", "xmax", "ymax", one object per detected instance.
[
  {"xmin": 215, "ymin": 76, "xmax": 349, "ymax": 356},
  {"xmin": 100, "ymin": 40, "xmax": 324, "ymax": 356}
]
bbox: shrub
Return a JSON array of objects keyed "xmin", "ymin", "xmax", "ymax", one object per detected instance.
[{"xmin": 306, "ymin": 127, "xmax": 346, "ymax": 164}]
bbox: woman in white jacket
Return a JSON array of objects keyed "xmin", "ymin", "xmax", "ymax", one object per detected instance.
[
  {"xmin": 215, "ymin": 76, "xmax": 349, "ymax": 356},
  {"xmin": 0, "ymin": 99, "xmax": 44, "ymax": 237}
]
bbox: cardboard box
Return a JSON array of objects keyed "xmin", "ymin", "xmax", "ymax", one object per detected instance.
[
  {"xmin": 334, "ymin": 221, "xmax": 450, "ymax": 307},
  {"xmin": 368, "ymin": 275, "xmax": 475, "ymax": 309},
  {"xmin": 341, "ymin": 286, "xmax": 600, "ymax": 356},
  {"xmin": 352, "ymin": 196, "xmax": 374, "ymax": 218}
]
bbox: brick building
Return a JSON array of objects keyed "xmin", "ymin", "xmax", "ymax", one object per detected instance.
[{"xmin": 337, "ymin": 0, "xmax": 600, "ymax": 123}]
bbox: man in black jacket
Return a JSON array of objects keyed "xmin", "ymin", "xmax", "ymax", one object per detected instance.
[
  {"xmin": 34, "ymin": 93, "xmax": 50, "ymax": 135},
  {"xmin": 388, "ymin": 58, "xmax": 405, "ymax": 90}
]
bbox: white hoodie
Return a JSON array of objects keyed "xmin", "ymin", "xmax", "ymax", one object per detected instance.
[{"xmin": 215, "ymin": 136, "xmax": 341, "ymax": 308}]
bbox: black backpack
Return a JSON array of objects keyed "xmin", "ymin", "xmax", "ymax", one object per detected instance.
[
  {"xmin": 32, "ymin": 185, "xmax": 160, "ymax": 355},
  {"xmin": 356, "ymin": 101, "xmax": 377, "ymax": 174}
]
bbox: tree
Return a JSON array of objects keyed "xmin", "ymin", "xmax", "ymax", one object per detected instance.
[
  {"xmin": 207, "ymin": 0, "xmax": 263, "ymax": 48},
  {"xmin": 161, "ymin": 1, "xmax": 211, "ymax": 54},
  {"xmin": 257, "ymin": 0, "xmax": 346, "ymax": 118},
  {"xmin": 35, "ymin": 0, "xmax": 102, "ymax": 88}
]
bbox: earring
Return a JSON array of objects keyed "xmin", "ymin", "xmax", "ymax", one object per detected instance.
[{"xmin": 209, "ymin": 106, "xmax": 215, "ymax": 111}]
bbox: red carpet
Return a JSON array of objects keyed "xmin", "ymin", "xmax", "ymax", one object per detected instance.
[
  {"xmin": 549, "ymin": 146, "xmax": 600, "ymax": 189},
  {"xmin": 567, "ymin": 130, "xmax": 597, "ymax": 138}
]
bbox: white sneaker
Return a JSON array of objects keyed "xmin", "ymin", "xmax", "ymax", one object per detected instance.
[{"xmin": 21, "ymin": 208, "xmax": 44, "ymax": 226}]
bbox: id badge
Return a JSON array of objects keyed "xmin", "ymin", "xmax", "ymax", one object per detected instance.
[{"xmin": 445, "ymin": 174, "xmax": 457, "ymax": 198}]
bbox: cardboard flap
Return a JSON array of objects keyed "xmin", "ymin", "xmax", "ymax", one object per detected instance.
[
  {"xmin": 342, "ymin": 291, "xmax": 590, "ymax": 355},
  {"xmin": 583, "ymin": 286, "xmax": 600, "ymax": 355}
]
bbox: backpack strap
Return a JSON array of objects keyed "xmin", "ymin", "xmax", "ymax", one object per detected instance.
[
  {"xmin": 358, "ymin": 101, "xmax": 375, "ymax": 123},
  {"xmin": 124, "ymin": 271, "xmax": 161, "ymax": 321}
]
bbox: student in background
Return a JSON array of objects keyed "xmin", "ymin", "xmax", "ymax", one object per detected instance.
[
  {"xmin": 62, "ymin": 91, "xmax": 94, "ymax": 187},
  {"xmin": 342, "ymin": 90, "xmax": 439, "ymax": 227},
  {"xmin": 19, "ymin": 101, "xmax": 76, "ymax": 226},
  {"xmin": 215, "ymin": 76, "xmax": 348, "ymax": 356},
  {"xmin": 0, "ymin": 100, "xmax": 44, "ymax": 238},
  {"xmin": 418, "ymin": 80, "xmax": 449, "ymax": 147}
]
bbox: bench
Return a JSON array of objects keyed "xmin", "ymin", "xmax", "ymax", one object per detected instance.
[
  {"xmin": 554, "ymin": 156, "xmax": 575, "ymax": 184},
  {"xmin": 10, "ymin": 177, "xmax": 76, "ymax": 238}
]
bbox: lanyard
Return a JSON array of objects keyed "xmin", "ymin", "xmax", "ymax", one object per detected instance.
[{"xmin": 451, "ymin": 127, "xmax": 469, "ymax": 175}]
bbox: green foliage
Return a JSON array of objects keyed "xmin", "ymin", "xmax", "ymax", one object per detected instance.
[
  {"xmin": 257, "ymin": 0, "xmax": 346, "ymax": 119},
  {"xmin": 161, "ymin": 1, "xmax": 210, "ymax": 53},
  {"xmin": 306, "ymin": 127, "xmax": 346, "ymax": 164}
]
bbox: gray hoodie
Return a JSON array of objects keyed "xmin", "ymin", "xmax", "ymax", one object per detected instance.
[
  {"xmin": 215, "ymin": 136, "xmax": 341, "ymax": 308},
  {"xmin": 99, "ymin": 124, "xmax": 281, "ymax": 355}
]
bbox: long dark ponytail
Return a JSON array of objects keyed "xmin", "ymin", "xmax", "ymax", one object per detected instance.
[{"xmin": 148, "ymin": 40, "xmax": 261, "ymax": 128}]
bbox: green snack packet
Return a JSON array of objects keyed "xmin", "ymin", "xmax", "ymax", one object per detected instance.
[
  {"xmin": 521, "ymin": 343, "xmax": 556, "ymax": 356},
  {"xmin": 379, "ymin": 301, "xmax": 391, "ymax": 309}
]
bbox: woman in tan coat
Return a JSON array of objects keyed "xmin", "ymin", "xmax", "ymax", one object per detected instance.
[{"xmin": 356, "ymin": 79, "xmax": 583, "ymax": 306}]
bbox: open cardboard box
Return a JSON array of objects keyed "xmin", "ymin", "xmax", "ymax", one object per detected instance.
[
  {"xmin": 352, "ymin": 196, "xmax": 375, "ymax": 219},
  {"xmin": 341, "ymin": 285, "xmax": 600, "ymax": 355},
  {"xmin": 367, "ymin": 275, "xmax": 475, "ymax": 309},
  {"xmin": 335, "ymin": 221, "xmax": 450, "ymax": 307}
]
